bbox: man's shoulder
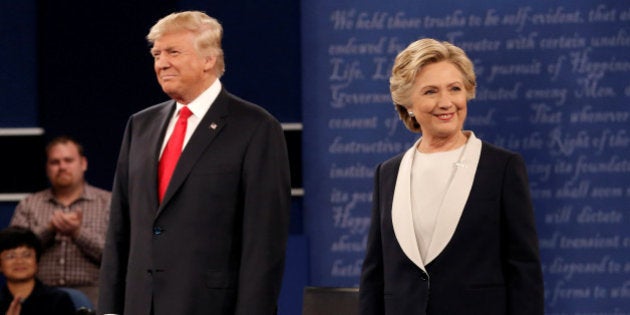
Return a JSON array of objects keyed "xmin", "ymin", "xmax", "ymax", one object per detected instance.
[
  {"xmin": 223, "ymin": 90, "xmax": 279, "ymax": 123},
  {"xmin": 84, "ymin": 184, "xmax": 112, "ymax": 200},
  {"xmin": 130, "ymin": 99, "xmax": 173, "ymax": 120},
  {"xmin": 17, "ymin": 189, "xmax": 53, "ymax": 205}
]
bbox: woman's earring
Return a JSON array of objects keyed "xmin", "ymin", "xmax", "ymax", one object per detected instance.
[{"xmin": 408, "ymin": 111, "xmax": 415, "ymax": 118}]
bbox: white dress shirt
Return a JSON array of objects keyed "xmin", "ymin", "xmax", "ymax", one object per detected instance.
[{"xmin": 159, "ymin": 79, "xmax": 222, "ymax": 158}]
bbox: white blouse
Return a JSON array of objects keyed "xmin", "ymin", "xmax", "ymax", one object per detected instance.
[
  {"xmin": 411, "ymin": 145, "xmax": 465, "ymax": 262},
  {"xmin": 391, "ymin": 131, "xmax": 481, "ymax": 272}
]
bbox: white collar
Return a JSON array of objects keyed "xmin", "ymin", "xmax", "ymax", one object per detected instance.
[{"xmin": 174, "ymin": 79, "xmax": 222, "ymax": 118}]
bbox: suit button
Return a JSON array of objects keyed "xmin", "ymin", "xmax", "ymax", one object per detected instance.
[
  {"xmin": 153, "ymin": 227, "xmax": 164, "ymax": 235},
  {"xmin": 420, "ymin": 273, "xmax": 428, "ymax": 281}
]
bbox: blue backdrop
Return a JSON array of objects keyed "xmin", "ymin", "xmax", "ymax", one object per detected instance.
[{"xmin": 302, "ymin": 0, "xmax": 630, "ymax": 313}]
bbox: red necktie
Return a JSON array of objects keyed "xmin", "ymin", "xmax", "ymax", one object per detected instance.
[{"xmin": 158, "ymin": 106, "xmax": 192, "ymax": 202}]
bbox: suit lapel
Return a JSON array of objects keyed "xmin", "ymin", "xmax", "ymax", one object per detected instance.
[
  {"xmin": 157, "ymin": 90, "xmax": 230, "ymax": 214},
  {"xmin": 147, "ymin": 101, "xmax": 177, "ymax": 212},
  {"xmin": 391, "ymin": 139, "xmax": 426, "ymax": 272},
  {"xmin": 425, "ymin": 132, "xmax": 481, "ymax": 263},
  {"xmin": 391, "ymin": 132, "xmax": 482, "ymax": 270}
]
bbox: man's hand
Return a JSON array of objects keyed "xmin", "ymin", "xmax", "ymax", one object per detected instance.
[{"xmin": 50, "ymin": 209, "xmax": 83, "ymax": 238}]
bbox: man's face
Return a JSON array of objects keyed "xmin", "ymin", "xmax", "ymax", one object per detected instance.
[
  {"xmin": 0, "ymin": 246, "xmax": 37, "ymax": 283},
  {"xmin": 46, "ymin": 142, "xmax": 87, "ymax": 190},
  {"xmin": 151, "ymin": 30, "xmax": 216, "ymax": 104}
]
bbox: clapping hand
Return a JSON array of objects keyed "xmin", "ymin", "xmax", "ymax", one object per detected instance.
[
  {"xmin": 50, "ymin": 209, "xmax": 83, "ymax": 238},
  {"xmin": 5, "ymin": 296, "xmax": 23, "ymax": 315}
]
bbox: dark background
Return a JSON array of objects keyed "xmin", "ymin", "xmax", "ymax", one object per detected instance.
[
  {"xmin": 37, "ymin": 1, "xmax": 301, "ymax": 191},
  {"xmin": 1, "ymin": 1, "xmax": 305, "ymax": 313}
]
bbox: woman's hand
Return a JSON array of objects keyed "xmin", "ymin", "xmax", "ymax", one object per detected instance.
[{"xmin": 5, "ymin": 296, "xmax": 22, "ymax": 315}]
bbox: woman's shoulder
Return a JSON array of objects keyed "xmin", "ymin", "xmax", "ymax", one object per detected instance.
[
  {"xmin": 479, "ymin": 140, "xmax": 525, "ymax": 168},
  {"xmin": 481, "ymin": 140, "xmax": 521, "ymax": 158},
  {"xmin": 379, "ymin": 151, "xmax": 406, "ymax": 172},
  {"xmin": 30, "ymin": 282, "xmax": 77, "ymax": 314}
]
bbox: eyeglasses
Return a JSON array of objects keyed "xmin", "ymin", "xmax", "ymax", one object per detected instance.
[{"xmin": 1, "ymin": 250, "xmax": 35, "ymax": 261}]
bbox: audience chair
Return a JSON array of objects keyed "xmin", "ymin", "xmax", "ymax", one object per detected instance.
[{"xmin": 57, "ymin": 287, "xmax": 94, "ymax": 313}]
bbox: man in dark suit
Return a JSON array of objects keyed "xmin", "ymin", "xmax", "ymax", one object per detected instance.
[{"xmin": 98, "ymin": 11, "xmax": 291, "ymax": 315}]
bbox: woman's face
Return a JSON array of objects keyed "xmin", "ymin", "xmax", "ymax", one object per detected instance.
[
  {"xmin": 0, "ymin": 246, "xmax": 37, "ymax": 283},
  {"xmin": 408, "ymin": 61, "xmax": 467, "ymax": 140}
]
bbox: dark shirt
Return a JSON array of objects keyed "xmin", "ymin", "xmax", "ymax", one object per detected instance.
[{"xmin": 0, "ymin": 279, "xmax": 76, "ymax": 315}]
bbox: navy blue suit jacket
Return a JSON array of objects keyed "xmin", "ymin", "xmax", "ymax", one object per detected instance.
[{"xmin": 360, "ymin": 141, "xmax": 544, "ymax": 315}]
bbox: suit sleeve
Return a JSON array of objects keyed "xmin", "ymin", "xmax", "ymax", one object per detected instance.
[
  {"xmin": 236, "ymin": 116, "xmax": 291, "ymax": 315},
  {"xmin": 98, "ymin": 118, "xmax": 132, "ymax": 315},
  {"xmin": 359, "ymin": 163, "xmax": 385, "ymax": 315},
  {"xmin": 501, "ymin": 154, "xmax": 544, "ymax": 315}
]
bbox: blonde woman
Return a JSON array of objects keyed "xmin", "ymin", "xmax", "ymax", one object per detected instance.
[{"xmin": 359, "ymin": 38, "xmax": 543, "ymax": 314}]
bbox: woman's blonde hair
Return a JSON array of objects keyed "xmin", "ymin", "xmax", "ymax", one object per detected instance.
[{"xmin": 390, "ymin": 38, "xmax": 476, "ymax": 132}]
